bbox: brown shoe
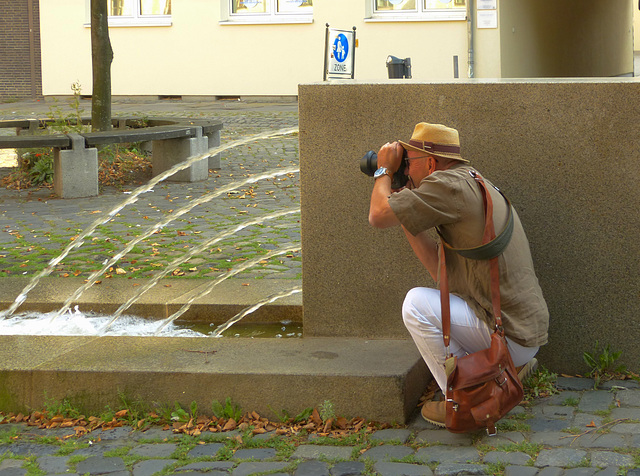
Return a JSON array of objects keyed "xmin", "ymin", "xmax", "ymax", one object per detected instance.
[{"xmin": 420, "ymin": 401, "xmax": 446, "ymax": 427}]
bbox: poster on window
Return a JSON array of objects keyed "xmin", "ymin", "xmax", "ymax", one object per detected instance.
[{"xmin": 324, "ymin": 26, "xmax": 356, "ymax": 80}]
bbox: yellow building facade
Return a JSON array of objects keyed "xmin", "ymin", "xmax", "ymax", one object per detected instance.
[{"xmin": 38, "ymin": 0, "xmax": 635, "ymax": 98}]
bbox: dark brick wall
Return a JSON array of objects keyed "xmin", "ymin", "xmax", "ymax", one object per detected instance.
[{"xmin": 0, "ymin": 0, "xmax": 43, "ymax": 100}]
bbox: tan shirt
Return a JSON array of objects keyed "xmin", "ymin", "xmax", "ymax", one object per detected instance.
[{"xmin": 389, "ymin": 164, "xmax": 549, "ymax": 347}]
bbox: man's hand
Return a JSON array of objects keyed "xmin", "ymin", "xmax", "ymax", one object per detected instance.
[{"xmin": 376, "ymin": 141, "xmax": 404, "ymax": 175}]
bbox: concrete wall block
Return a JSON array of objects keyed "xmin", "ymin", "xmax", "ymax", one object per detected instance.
[
  {"xmin": 298, "ymin": 80, "xmax": 640, "ymax": 374},
  {"xmin": 53, "ymin": 147, "xmax": 98, "ymax": 199}
]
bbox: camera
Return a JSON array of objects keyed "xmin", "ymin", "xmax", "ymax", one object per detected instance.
[{"xmin": 360, "ymin": 150, "xmax": 408, "ymax": 189}]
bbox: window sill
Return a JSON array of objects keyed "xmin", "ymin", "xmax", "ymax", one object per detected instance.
[
  {"xmin": 219, "ymin": 17, "xmax": 313, "ymax": 25},
  {"xmin": 83, "ymin": 19, "xmax": 172, "ymax": 27},
  {"xmin": 365, "ymin": 11, "xmax": 466, "ymax": 22}
]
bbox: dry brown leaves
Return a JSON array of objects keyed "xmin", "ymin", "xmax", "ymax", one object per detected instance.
[{"xmin": 0, "ymin": 408, "xmax": 390, "ymax": 440}]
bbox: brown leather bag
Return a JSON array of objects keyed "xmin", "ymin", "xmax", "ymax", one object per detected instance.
[{"xmin": 438, "ymin": 171, "xmax": 524, "ymax": 435}]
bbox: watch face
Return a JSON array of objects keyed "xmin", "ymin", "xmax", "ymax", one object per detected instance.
[{"xmin": 374, "ymin": 167, "xmax": 387, "ymax": 178}]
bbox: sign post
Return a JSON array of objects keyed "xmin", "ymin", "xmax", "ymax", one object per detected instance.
[{"xmin": 323, "ymin": 24, "xmax": 356, "ymax": 80}]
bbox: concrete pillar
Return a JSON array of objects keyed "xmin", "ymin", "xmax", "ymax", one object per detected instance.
[
  {"xmin": 152, "ymin": 126, "xmax": 209, "ymax": 182},
  {"xmin": 53, "ymin": 134, "xmax": 98, "ymax": 199}
]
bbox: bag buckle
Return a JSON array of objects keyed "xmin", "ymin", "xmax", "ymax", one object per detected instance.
[
  {"xmin": 446, "ymin": 398, "xmax": 458, "ymax": 412},
  {"xmin": 486, "ymin": 427, "xmax": 497, "ymax": 437}
]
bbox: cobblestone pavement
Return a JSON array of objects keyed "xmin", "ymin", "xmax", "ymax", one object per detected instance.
[
  {"xmin": 0, "ymin": 99, "xmax": 301, "ymax": 283},
  {"xmin": 1, "ymin": 99, "xmax": 640, "ymax": 475},
  {"xmin": 1, "ymin": 378, "xmax": 639, "ymax": 476}
]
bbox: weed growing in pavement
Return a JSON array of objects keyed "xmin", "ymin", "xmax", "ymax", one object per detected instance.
[
  {"xmin": 319, "ymin": 400, "xmax": 335, "ymax": 422},
  {"xmin": 583, "ymin": 341, "xmax": 627, "ymax": 388},
  {"xmin": 562, "ymin": 397, "xmax": 580, "ymax": 407},
  {"xmin": 211, "ymin": 397, "xmax": 242, "ymax": 421},
  {"xmin": 43, "ymin": 394, "xmax": 82, "ymax": 419},
  {"xmin": 522, "ymin": 365, "xmax": 558, "ymax": 401},
  {"xmin": 22, "ymin": 456, "xmax": 46, "ymax": 476}
]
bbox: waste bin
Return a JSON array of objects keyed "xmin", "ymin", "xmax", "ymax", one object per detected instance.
[{"xmin": 386, "ymin": 56, "xmax": 411, "ymax": 79}]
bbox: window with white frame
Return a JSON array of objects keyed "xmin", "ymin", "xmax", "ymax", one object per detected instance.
[
  {"xmin": 369, "ymin": 0, "xmax": 466, "ymax": 22},
  {"xmin": 106, "ymin": 0, "xmax": 172, "ymax": 26},
  {"xmin": 222, "ymin": 0, "xmax": 313, "ymax": 24}
]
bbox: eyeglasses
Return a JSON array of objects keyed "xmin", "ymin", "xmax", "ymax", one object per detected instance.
[{"xmin": 404, "ymin": 154, "xmax": 435, "ymax": 168}]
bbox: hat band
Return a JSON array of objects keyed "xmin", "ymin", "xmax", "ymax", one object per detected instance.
[{"xmin": 409, "ymin": 140, "xmax": 460, "ymax": 155}]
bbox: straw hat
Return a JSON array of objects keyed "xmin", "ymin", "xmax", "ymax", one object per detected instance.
[{"xmin": 399, "ymin": 123, "xmax": 468, "ymax": 162}]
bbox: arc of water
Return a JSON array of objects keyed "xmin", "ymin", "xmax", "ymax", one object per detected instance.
[
  {"xmin": 210, "ymin": 286, "xmax": 302, "ymax": 338},
  {"xmin": 98, "ymin": 208, "xmax": 300, "ymax": 332},
  {"xmin": 52, "ymin": 166, "xmax": 299, "ymax": 321},
  {"xmin": 0, "ymin": 126, "xmax": 298, "ymax": 321},
  {"xmin": 151, "ymin": 244, "xmax": 301, "ymax": 335}
]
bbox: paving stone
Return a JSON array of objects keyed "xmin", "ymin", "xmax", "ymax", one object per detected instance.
[
  {"xmin": 608, "ymin": 422, "xmax": 640, "ymax": 434},
  {"xmin": 0, "ymin": 462, "xmax": 22, "ymax": 472},
  {"xmin": 479, "ymin": 431, "xmax": 526, "ymax": 447},
  {"xmin": 359, "ymin": 445, "xmax": 414, "ymax": 462},
  {"xmin": 0, "ymin": 443, "xmax": 58, "ymax": 457},
  {"xmin": 71, "ymin": 442, "xmax": 128, "ymax": 457},
  {"xmin": 562, "ymin": 469, "xmax": 597, "ymax": 476},
  {"xmin": 175, "ymin": 461, "xmax": 235, "ymax": 472},
  {"xmin": 95, "ymin": 427, "xmax": 135, "ymax": 441},
  {"xmin": 535, "ymin": 449, "xmax": 588, "ymax": 467},
  {"xmin": 373, "ymin": 462, "xmax": 433, "ymax": 476},
  {"xmin": 132, "ymin": 459, "xmax": 178, "ymax": 476},
  {"xmin": 557, "ymin": 378, "xmax": 596, "ymax": 391},
  {"xmin": 170, "ymin": 472, "xmax": 228, "ymax": 476},
  {"xmin": 616, "ymin": 389, "xmax": 640, "ymax": 406},
  {"xmin": 186, "ymin": 443, "xmax": 224, "ymax": 458},
  {"xmin": 291, "ymin": 445, "xmax": 353, "ymax": 460},
  {"xmin": 483, "ymin": 451, "xmax": 531, "ymax": 465},
  {"xmin": 36, "ymin": 455, "xmax": 70, "ymax": 474},
  {"xmin": 624, "ymin": 469, "xmax": 640, "ymax": 476},
  {"xmin": 536, "ymin": 468, "xmax": 563, "ymax": 476},
  {"xmin": 593, "ymin": 468, "xmax": 621, "ymax": 476},
  {"xmin": 571, "ymin": 432, "xmax": 627, "ymax": 449},
  {"xmin": 602, "ymin": 380, "xmax": 640, "ymax": 390},
  {"xmin": 533, "ymin": 405, "xmax": 576, "ymax": 419},
  {"xmin": 530, "ymin": 431, "xmax": 575, "ymax": 446},
  {"xmin": 504, "ymin": 466, "xmax": 538, "ymax": 476},
  {"xmin": 578, "ymin": 391, "xmax": 614, "ymax": 412},
  {"xmin": 294, "ymin": 460, "xmax": 330, "ymax": 476},
  {"xmin": 75, "ymin": 456, "xmax": 127, "ymax": 475},
  {"xmin": 370, "ymin": 429, "xmax": 412, "ymax": 444},
  {"xmin": 0, "ymin": 469, "xmax": 27, "ymax": 476},
  {"xmin": 414, "ymin": 430, "xmax": 473, "ymax": 446},
  {"xmin": 129, "ymin": 443, "xmax": 178, "ymax": 458},
  {"xmin": 414, "ymin": 446, "xmax": 480, "ymax": 464},
  {"xmin": 330, "ymin": 461, "xmax": 366, "ymax": 476},
  {"xmin": 135, "ymin": 427, "xmax": 175, "ymax": 440},
  {"xmin": 233, "ymin": 448, "xmax": 276, "ymax": 460},
  {"xmin": 542, "ymin": 392, "xmax": 583, "ymax": 406},
  {"xmin": 231, "ymin": 462, "xmax": 288, "ymax": 476},
  {"xmin": 590, "ymin": 451, "xmax": 634, "ymax": 468},
  {"xmin": 433, "ymin": 463, "xmax": 487, "ymax": 475},
  {"xmin": 527, "ymin": 417, "xmax": 573, "ymax": 432},
  {"xmin": 607, "ymin": 407, "xmax": 640, "ymax": 420},
  {"xmin": 573, "ymin": 413, "xmax": 604, "ymax": 428}
]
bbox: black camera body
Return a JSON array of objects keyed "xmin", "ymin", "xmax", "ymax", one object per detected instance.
[{"xmin": 360, "ymin": 150, "xmax": 408, "ymax": 189}]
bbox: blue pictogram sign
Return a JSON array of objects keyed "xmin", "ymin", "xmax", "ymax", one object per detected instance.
[{"xmin": 333, "ymin": 34, "xmax": 349, "ymax": 63}]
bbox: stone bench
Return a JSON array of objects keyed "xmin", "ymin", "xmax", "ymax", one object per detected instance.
[{"xmin": 0, "ymin": 118, "xmax": 223, "ymax": 199}]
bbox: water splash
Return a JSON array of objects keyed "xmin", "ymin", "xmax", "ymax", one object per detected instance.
[
  {"xmin": 210, "ymin": 286, "xmax": 302, "ymax": 338},
  {"xmin": 0, "ymin": 126, "xmax": 298, "ymax": 321},
  {"xmin": 97, "ymin": 208, "xmax": 300, "ymax": 331},
  {"xmin": 151, "ymin": 244, "xmax": 301, "ymax": 336},
  {"xmin": 52, "ymin": 166, "xmax": 299, "ymax": 321}
]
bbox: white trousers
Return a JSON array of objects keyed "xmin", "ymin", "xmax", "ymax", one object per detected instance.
[{"xmin": 402, "ymin": 287, "xmax": 539, "ymax": 393}]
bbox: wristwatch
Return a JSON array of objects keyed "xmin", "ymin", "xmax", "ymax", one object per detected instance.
[{"xmin": 373, "ymin": 167, "xmax": 390, "ymax": 179}]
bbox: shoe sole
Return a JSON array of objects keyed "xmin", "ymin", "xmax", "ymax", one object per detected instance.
[{"xmin": 518, "ymin": 357, "xmax": 538, "ymax": 381}]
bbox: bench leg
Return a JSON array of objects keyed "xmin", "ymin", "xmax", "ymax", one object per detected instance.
[
  {"xmin": 152, "ymin": 127, "xmax": 209, "ymax": 182},
  {"xmin": 206, "ymin": 129, "xmax": 221, "ymax": 169},
  {"xmin": 53, "ymin": 145, "xmax": 99, "ymax": 199}
]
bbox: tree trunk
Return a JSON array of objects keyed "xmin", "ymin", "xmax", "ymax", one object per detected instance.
[{"xmin": 91, "ymin": 0, "xmax": 113, "ymax": 132}]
